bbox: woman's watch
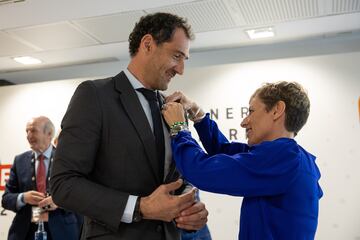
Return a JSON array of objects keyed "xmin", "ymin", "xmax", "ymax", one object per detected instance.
[{"xmin": 132, "ymin": 197, "xmax": 143, "ymax": 222}]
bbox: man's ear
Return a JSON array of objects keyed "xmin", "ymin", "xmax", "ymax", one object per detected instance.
[
  {"xmin": 141, "ymin": 34, "xmax": 153, "ymax": 53},
  {"xmin": 47, "ymin": 131, "xmax": 53, "ymax": 139},
  {"xmin": 273, "ymin": 100, "xmax": 286, "ymax": 120}
]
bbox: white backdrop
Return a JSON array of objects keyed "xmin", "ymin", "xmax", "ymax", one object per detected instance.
[{"xmin": 1, "ymin": 51, "xmax": 359, "ymax": 239}]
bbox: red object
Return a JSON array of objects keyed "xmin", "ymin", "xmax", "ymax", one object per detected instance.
[
  {"xmin": 36, "ymin": 154, "xmax": 46, "ymax": 193},
  {"xmin": 0, "ymin": 164, "xmax": 12, "ymax": 190}
]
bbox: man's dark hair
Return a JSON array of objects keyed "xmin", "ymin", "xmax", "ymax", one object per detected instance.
[
  {"xmin": 252, "ymin": 81, "xmax": 310, "ymax": 135},
  {"xmin": 128, "ymin": 12, "xmax": 194, "ymax": 57}
]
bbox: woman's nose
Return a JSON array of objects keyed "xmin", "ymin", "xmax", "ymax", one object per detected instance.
[{"xmin": 241, "ymin": 117, "xmax": 248, "ymax": 128}]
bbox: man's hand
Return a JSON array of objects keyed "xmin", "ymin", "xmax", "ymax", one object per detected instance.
[
  {"xmin": 175, "ymin": 201, "xmax": 208, "ymax": 230},
  {"xmin": 140, "ymin": 179, "xmax": 196, "ymax": 222},
  {"xmin": 23, "ymin": 191, "xmax": 45, "ymax": 205},
  {"xmin": 38, "ymin": 196, "xmax": 58, "ymax": 211},
  {"xmin": 162, "ymin": 102, "xmax": 186, "ymax": 126}
]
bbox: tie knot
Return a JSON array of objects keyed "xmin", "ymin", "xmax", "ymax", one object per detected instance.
[
  {"xmin": 137, "ymin": 88, "xmax": 158, "ymax": 102},
  {"xmin": 38, "ymin": 154, "xmax": 45, "ymax": 161}
]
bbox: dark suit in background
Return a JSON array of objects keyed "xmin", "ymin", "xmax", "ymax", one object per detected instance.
[{"xmin": 2, "ymin": 149, "xmax": 82, "ymax": 240}]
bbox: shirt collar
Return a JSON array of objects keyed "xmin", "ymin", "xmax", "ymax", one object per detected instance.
[
  {"xmin": 124, "ymin": 68, "xmax": 145, "ymax": 90},
  {"xmin": 34, "ymin": 145, "xmax": 53, "ymax": 160}
]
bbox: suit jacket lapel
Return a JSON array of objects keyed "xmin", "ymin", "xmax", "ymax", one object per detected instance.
[
  {"xmin": 114, "ymin": 72, "xmax": 161, "ymax": 183},
  {"xmin": 47, "ymin": 147, "xmax": 55, "ymax": 192},
  {"xmin": 159, "ymin": 92, "xmax": 183, "ymax": 184},
  {"xmin": 158, "ymin": 93, "xmax": 170, "ymax": 132},
  {"xmin": 28, "ymin": 152, "xmax": 37, "ymax": 190}
]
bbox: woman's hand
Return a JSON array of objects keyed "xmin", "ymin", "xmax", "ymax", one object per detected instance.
[
  {"xmin": 165, "ymin": 91, "xmax": 193, "ymax": 109},
  {"xmin": 165, "ymin": 91, "xmax": 205, "ymax": 123}
]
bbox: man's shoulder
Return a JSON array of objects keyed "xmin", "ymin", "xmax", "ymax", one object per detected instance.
[
  {"xmin": 81, "ymin": 76, "xmax": 114, "ymax": 88},
  {"xmin": 79, "ymin": 71, "xmax": 128, "ymax": 90},
  {"xmin": 16, "ymin": 150, "xmax": 32, "ymax": 158},
  {"xmin": 14, "ymin": 150, "xmax": 33, "ymax": 163}
]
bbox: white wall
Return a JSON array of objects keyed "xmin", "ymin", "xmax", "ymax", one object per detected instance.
[{"xmin": 1, "ymin": 51, "xmax": 359, "ymax": 239}]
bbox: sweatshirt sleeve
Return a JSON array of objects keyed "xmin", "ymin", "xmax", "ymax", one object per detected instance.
[
  {"xmin": 194, "ymin": 114, "xmax": 249, "ymax": 155},
  {"xmin": 172, "ymin": 131, "xmax": 300, "ymax": 197}
]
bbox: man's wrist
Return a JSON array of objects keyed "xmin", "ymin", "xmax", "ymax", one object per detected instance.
[
  {"xmin": 20, "ymin": 193, "xmax": 25, "ymax": 203},
  {"xmin": 170, "ymin": 122, "xmax": 189, "ymax": 137},
  {"xmin": 132, "ymin": 197, "xmax": 143, "ymax": 222}
]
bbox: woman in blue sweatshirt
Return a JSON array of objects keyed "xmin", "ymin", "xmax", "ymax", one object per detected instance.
[{"xmin": 162, "ymin": 81, "xmax": 323, "ymax": 240}]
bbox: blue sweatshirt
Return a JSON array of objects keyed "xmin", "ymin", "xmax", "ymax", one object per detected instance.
[{"xmin": 171, "ymin": 114, "xmax": 323, "ymax": 240}]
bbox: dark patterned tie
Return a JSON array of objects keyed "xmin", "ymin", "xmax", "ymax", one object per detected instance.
[
  {"xmin": 137, "ymin": 88, "xmax": 165, "ymax": 180},
  {"xmin": 36, "ymin": 154, "xmax": 46, "ymax": 193}
]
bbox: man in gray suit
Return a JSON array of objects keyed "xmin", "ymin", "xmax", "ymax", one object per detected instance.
[{"xmin": 50, "ymin": 12, "xmax": 208, "ymax": 240}]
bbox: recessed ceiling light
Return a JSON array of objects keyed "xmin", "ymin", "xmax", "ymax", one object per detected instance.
[
  {"xmin": 13, "ymin": 56, "xmax": 42, "ymax": 65},
  {"xmin": 245, "ymin": 27, "xmax": 275, "ymax": 39}
]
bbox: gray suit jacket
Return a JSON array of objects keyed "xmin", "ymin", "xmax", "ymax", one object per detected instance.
[{"xmin": 50, "ymin": 72, "xmax": 184, "ymax": 240}]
